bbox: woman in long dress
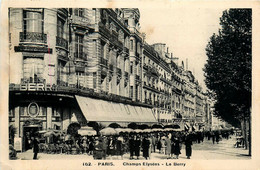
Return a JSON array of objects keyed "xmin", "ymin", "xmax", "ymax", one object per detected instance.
[
  {"xmin": 165, "ymin": 135, "xmax": 172, "ymax": 159},
  {"xmin": 173, "ymin": 137, "xmax": 181, "ymax": 159},
  {"xmin": 157, "ymin": 136, "xmax": 162, "ymax": 153}
]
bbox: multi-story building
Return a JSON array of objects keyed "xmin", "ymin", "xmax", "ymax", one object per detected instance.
[
  {"xmin": 8, "ymin": 8, "xmax": 212, "ymax": 151},
  {"xmin": 8, "ymin": 8, "xmax": 156, "ymax": 152}
]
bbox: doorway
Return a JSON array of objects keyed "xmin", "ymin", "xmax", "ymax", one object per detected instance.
[{"xmin": 23, "ymin": 126, "xmax": 41, "ymax": 151}]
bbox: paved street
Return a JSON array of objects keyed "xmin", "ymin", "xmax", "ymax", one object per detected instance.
[{"xmin": 16, "ymin": 135, "xmax": 249, "ymax": 160}]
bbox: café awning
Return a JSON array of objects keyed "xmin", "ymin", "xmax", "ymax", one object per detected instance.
[{"xmin": 75, "ymin": 95, "xmax": 157, "ymax": 123}]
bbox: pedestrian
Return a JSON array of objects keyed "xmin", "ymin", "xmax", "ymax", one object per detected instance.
[
  {"xmin": 216, "ymin": 132, "xmax": 220, "ymax": 144},
  {"xmin": 185, "ymin": 134, "xmax": 192, "ymax": 159},
  {"xmin": 212, "ymin": 132, "xmax": 215, "ymax": 144},
  {"xmin": 134, "ymin": 135, "xmax": 141, "ymax": 159},
  {"xmin": 142, "ymin": 135, "xmax": 150, "ymax": 160},
  {"xmin": 172, "ymin": 136, "xmax": 181, "ymax": 159},
  {"xmin": 129, "ymin": 135, "xmax": 135, "ymax": 160},
  {"xmin": 165, "ymin": 134, "xmax": 171, "ymax": 159},
  {"xmin": 115, "ymin": 136, "xmax": 123, "ymax": 159},
  {"xmin": 157, "ymin": 136, "xmax": 162, "ymax": 153},
  {"xmin": 93, "ymin": 137, "xmax": 103, "ymax": 160},
  {"xmin": 33, "ymin": 136, "xmax": 39, "ymax": 160},
  {"xmin": 148, "ymin": 134, "xmax": 152, "ymax": 159},
  {"xmin": 151, "ymin": 134, "xmax": 157, "ymax": 153},
  {"xmin": 101, "ymin": 136, "xmax": 108, "ymax": 159}
]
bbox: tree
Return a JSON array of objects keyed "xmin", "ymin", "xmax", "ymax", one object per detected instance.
[{"xmin": 204, "ymin": 9, "xmax": 251, "ymax": 155}]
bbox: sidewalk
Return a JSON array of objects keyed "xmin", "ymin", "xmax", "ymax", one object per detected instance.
[{"xmin": 16, "ymin": 135, "xmax": 250, "ymax": 160}]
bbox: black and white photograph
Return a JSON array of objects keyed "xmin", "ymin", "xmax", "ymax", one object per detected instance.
[{"xmin": 1, "ymin": 0, "xmax": 259, "ymax": 169}]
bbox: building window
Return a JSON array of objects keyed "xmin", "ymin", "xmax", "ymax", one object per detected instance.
[
  {"xmin": 101, "ymin": 41, "xmax": 106, "ymax": 59},
  {"xmin": 23, "ymin": 9, "xmax": 43, "ymax": 33},
  {"xmin": 74, "ymin": 8, "xmax": 84, "ymax": 17},
  {"xmin": 130, "ymin": 40, "xmax": 133, "ymax": 51},
  {"xmin": 75, "ymin": 34, "xmax": 84, "ymax": 59},
  {"xmin": 130, "ymin": 62, "xmax": 133, "ymax": 74},
  {"xmin": 57, "ymin": 17, "xmax": 65, "ymax": 38},
  {"xmin": 93, "ymin": 72, "xmax": 97, "ymax": 89},
  {"xmin": 130, "ymin": 86, "xmax": 133, "ymax": 98},
  {"xmin": 23, "ymin": 57, "xmax": 44, "ymax": 83}
]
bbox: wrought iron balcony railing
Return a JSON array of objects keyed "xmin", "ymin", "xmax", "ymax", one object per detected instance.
[
  {"xmin": 123, "ymin": 47, "xmax": 129, "ymax": 54},
  {"xmin": 124, "ymin": 72, "xmax": 129, "ymax": 81},
  {"xmin": 109, "ymin": 64, "xmax": 114, "ymax": 72},
  {"xmin": 56, "ymin": 36, "xmax": 68, "ymax": 49},
  {"xmin": 136, "ymin": 75, "xmax": 140, "ymax": 81},
  {"xmin": 116, "ymin": 67, "xmax": 122, "ymax": 76},
  {"xmin": 74, "ymin": 52, "xmax": 87, "ymax": 60},
  {"xmin": 20, "ymin": 32, "xmax": 47, "ymax": 43},
  {"xmin": 101, "ymin": 57, "xmax": 108, "ymax": 67}
]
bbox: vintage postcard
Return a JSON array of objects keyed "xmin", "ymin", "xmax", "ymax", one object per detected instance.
[{"xmin": 1, "ymin": 0, "xmax": 260, "ymax": 169}]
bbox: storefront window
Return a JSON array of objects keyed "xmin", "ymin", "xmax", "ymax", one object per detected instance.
[
  {"xmin": 19, "ymin": 107, "xmax": 25, "ymax": 116},
  {"xmin": 42, "ymin": 107, "xmax": 46, "ymax": 116}
]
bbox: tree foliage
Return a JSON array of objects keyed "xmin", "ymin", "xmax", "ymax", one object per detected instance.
[{"xmin": 204, "ymin": 9, "xmax": 251, "ymax": 126}]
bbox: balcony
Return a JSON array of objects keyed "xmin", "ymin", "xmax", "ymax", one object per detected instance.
[
  {"xmin": 109, "ymin": 64, "xmax": 114, "ymax": 72},
  {"xmin": 56, "ymin": 36, "xmax": 68, "ymax": 49},
  {"xmin": 116, "ymin": 68, "xmax": 121, "ymax": 84},
  {"xmin": 112, "ymin": 30, "xmax": 119, "ymax": 38},
  {"xmin": 20, "ymin": 32, "xmax": 47, "ymax": 44},
  {"xmin": 98, "ymin": 22, "xmax": 111, "ymax": 38},
  {"xmin": 123, "ymin": 47, "xmax": 129, "ymax": 54},
  {"xmin": 124, "ymin": 72, "xmax": 129, "ymax": 79},
  {"xmin": 150, "ymin": 66, "xmax": 159, "ymax": 77},
  {"xmin": 136, "ymin": 52, "xmax": 141, "ymax": 60},
  {"xmin": 115, "ymin": 40, "xmax": 123, "ymax": 50},
  {"xmin": 71, "ymin": 15, "xmax": 90, "ymax": 27},
  {"xmin": 74, "ymin": 52, "xmax": 87, "ymax": 60},
  {"xmin": 136, "ymin": 75, "xmax": 140, "ymax": 81},
  {"xmin": 160, "ymin": 77, "xmax": 172, "ymax": 85},
  {"xmin": 101, "ymin": 57, "xmax": 108, "ymax": 67},
  {"xmin": 145, "ymin": 99, "xmax": 152, "ymax": 105},
  {"xmin": 116, "ymin": 67, "xmax": 122, "ymax": 77},
  {"xmin": 143, "ymin": 63, "xmax": 148, "ymax": 70}
]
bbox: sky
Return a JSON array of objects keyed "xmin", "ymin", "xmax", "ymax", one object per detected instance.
[{"xmin": 139, "ymin": 6, "xmax": 226, "ymax": 90}]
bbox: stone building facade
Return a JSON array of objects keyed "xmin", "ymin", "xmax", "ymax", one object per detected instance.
[{"xmin": 9, "ymin": 8, "xmax": 211, "ymax": 151}]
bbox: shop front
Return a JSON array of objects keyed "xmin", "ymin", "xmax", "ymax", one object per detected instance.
[{"xmin": 9, "ymin": 88, "xmax": 158, "ymax": 151}]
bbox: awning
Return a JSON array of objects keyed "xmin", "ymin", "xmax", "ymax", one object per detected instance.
[{"xmin": 75, "ymin": 95, "xmax": 157, "ymax": 123}]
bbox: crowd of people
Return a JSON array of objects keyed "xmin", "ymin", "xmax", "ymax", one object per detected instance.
[{"xmin": 29, "ymin": 129, "xmax": 234, "ymax": 160}]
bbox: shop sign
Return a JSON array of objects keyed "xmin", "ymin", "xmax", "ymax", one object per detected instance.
[
  {"xmin": 28, "ymin": 102, "xmax": 39, "ymax": 118},
  {"xmin": 20, "ymin": 83, "xmax": 56, "ymax": 91},
  {"xmin": 14, "ymin": 137, "xmax": 22, "ymax": 151}
]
